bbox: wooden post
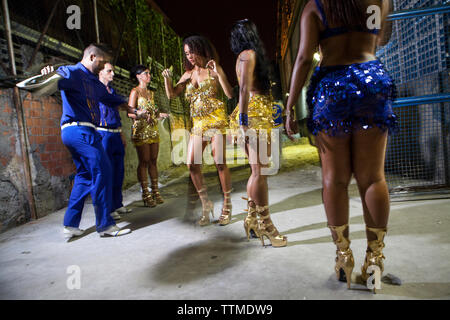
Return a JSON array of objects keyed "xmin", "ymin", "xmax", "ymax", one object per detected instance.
[{"xmin": 2, "ymin": 0, "xmax": 38, "ymax": 220}]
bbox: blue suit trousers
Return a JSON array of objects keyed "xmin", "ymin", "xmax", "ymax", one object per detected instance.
[
  {"xmin": 98, "ymin": 130, "xmax": 125, "ymax": 212},
  {"xmin": 61, "ymin": 125, "xmax": 115, "ymax": 232}
]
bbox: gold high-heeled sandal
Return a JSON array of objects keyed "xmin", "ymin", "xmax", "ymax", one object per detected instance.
[
  {"xmin": 151, "ymin": 179, "xmax": 164, "ymax": 204},
  {"xmin": 197, "ymin": 188, "xmax": 214, "ymax": 226},
  {"xmin": 328, "ymin": 224, "xmax": 354, "ymax": 289},
  {"xmin": 361, "ymin": 227, "xmax": 387, "ymax": 293},
  {"xmin": 218, "ymin": 189, "xmax": 232, "ymax": 226},
  {"xmin": 142, "ymin": 186, "xmax": 156, "ymax": 208},
  {"xmin": 256, "ymin": 205, "xmax": 287, "ymax": 247},
  {"xmin": 242, "ymin": 197, "xmax": 259, "ymax": 240}
]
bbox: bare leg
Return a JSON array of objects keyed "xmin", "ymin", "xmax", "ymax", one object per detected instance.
[
  {"xmin": 246, "ymin": 136, "xmax": 286, "ymax": 246},
  {"xmin": 352, "ymin": 128, "xmax": 389, "ymax": 241},
  {"xmin": 148, "ymin": 142, "xmax": 159, "ymax": 182},
  {"xmin": 187, "ymin": 134, "xmax": 213, "ymax": 225},
  {"xmin": 211, "ymin": 134, "xmax": 232, "ymax": 223},
  {"xmin": 148, "ymin": 142, "xmax": 163, "ymax": 204},
  {"xmin": 316, "ymin": 132, "xmax": 352, "ymax": 241},
  {"xmin": 316, "ymin": 131, "xmax": 354, "ymax": 284},
  {"xmin": 187, "ymin": 134, "xmax": 207, "ymax": 197},
  {"xmin": 135, "ymin": 144, "xmax": 155, "ymax": 207}
]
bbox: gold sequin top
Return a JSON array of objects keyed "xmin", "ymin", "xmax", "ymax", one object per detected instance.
[
  {"xmin": 131, "ymin": 88, "xmax": 160, "ymax": 145},
  {"xmin": 185, "ymin": 70, "xmax": 228, "ymax": 136}
]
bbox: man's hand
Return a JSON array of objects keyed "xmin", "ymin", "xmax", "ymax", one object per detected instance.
[
  {"xmin": 40, "ymin": 65, "xmax": 54, "ymax": 75},
  {"xmin": 136, "ymin": 109, "xmax": 147, "ymax": 119}
]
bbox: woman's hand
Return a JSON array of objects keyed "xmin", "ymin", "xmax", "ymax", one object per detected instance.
[
  {"xmin": 162, "ymin": 68, "xmax": 173, "ymax": 79},
  {"xmin": 285, "ymin": 109, "xmax": 298, "ymax": 141},
  {"xmin": 238, "ymin": 125, "xmax": 249, "ymax": 144},
  {"xmin": 159, "ymin": 113, "xmax": 169, "ymax": 119},
  {"xmin": 206, "ymin": 60, "xmax": 218, "ymax": 73}
]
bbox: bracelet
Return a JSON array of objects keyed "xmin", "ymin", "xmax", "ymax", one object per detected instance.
[{"xmin": 239, "ymin": 113, "xmax": 248, "ymax": 126}]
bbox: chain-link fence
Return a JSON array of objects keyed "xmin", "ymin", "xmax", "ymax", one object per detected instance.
[{"xmin": 377, "ymin": 0, "xmax": 450, "ymax": 195}]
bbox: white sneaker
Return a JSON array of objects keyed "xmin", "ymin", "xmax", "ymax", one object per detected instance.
[
  {"xmin": 99, "ymin": 225, "xmax": 131, "ymax": 237},
  {"xmin": 63, "ymin": 226, "xmax": 84, "ymax": 239},
  {"xmin": 115, "ymin": 206, "xmax": 132, "ymax": 214},
  {"xmin": 111, "ymin": 211, "xmax": 121, "ymax": 220}
]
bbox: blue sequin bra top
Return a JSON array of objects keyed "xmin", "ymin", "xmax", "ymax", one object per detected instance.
[{"xmin": 315, "ymin": 0, "xmax": 380, "ymax": 41}]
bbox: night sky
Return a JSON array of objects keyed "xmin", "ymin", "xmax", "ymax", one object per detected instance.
[{"xmin": 152, "ymin": 0, "xmax": 278, "ymax": 86}]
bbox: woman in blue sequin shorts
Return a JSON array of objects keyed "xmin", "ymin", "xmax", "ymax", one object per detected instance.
[{"xmin": 285, "ymin": 0, "xmax": 396, "ymax": 292}]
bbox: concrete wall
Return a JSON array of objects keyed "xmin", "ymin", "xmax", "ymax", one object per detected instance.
[
  {"xmin": 0, "ymin": 89, "xmax": 74, "ymax": 232},
  {"xmin": 0, "ymin": 86, "xmax": 187, "ymax": 233}
]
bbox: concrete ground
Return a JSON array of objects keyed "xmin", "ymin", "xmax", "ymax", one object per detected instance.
[{"xmin": 0, "ymin": 141, "xmax": 449, "ymax": 300}]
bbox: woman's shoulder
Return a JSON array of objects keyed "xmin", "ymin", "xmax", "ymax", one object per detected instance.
[{"xmin": 238, "ymin": 49, "xmax": 256, "ymax": 61}]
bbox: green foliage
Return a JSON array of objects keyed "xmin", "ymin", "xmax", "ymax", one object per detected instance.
[{"xmin": 106, "ymin": 0, "xmax": 183, "ymax": 77}]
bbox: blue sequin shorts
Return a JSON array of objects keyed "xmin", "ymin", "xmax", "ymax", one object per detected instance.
[{"xmin": 307, "ymin": 59, "xmax": 398, "ymax": 136}]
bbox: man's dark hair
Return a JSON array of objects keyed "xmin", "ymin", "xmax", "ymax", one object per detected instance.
[{"xmin": 83, "ymin": 43, "xmax": 113, "ymax": 59}]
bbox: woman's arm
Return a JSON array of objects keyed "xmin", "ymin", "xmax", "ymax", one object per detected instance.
[
  {"xmin": 285, "ymin": 0, "xmax": 320, "ymax": 137},
  {"xmin": 127, "ymin": 89, "xmax": 146, "ymax": 120},
  {"xmin": 237, "ymin": 50, "xmax": 256, "ymax": 121},
  {"xmin": 162, "ymin": 70, "xmax": 190, "ymax": 99},
  {"xmin": 207, "ymin": 60, "xmax": 234, "ymax": 99}
]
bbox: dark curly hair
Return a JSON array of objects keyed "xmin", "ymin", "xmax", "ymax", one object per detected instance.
[
  {"xmin": 230, "ymin": 19, "xmax": 271, "ymax": 94},
  {"xmin": 182, "ymin": 35, "xmax": 219, "ymax": 71},
  {"xmin": 130, "ymin": 64, "xmax": 148, "ymax": 81}
]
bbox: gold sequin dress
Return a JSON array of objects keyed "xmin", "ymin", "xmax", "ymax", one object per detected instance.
[
  {"xmin": 230, "ymin": 94, "xmax": 275, "ymax": 134},
  {"xmin": 131, "ymin": 89, "xmax": 160, "ymax": 146},
  {"xmin": 185, "ymin": 71, "xmax": 228, "ymax": 137}
]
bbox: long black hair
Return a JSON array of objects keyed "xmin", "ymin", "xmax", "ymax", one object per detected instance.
[
  {"xmin": 182, "ymin": 35, "xmax": 219, "ymax": 71},
  {"xmin": 230, "ymin": 19, "xmax": 271, "ymax": 93}
]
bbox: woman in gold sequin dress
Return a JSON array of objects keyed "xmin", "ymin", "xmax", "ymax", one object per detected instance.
[
  {"xmin": 162, "ymin": 35, "xmax": 234, "ymax": 226},
  {"xmin": 230, "ymin": 19, "xmax": 287, "ymax": 247},
  {"xmin": 128, "ymin": 65, "xmax": 169, "ymax": 207}
]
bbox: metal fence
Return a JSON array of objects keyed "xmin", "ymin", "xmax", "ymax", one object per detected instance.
[{"xmin": 376, "ymin": 1, "xmax": 450, "ymax": 196}]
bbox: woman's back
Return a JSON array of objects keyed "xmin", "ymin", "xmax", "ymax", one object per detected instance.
[{"xmin": 311, "ymin": 0, "xmax": 390, "ymax": 66}]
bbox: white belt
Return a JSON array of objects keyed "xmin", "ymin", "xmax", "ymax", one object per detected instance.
[
  {"xmin": 61, "ymin": 122, "xmax": 96, "ymax": 130},
  {"xmin": 96, "ymin": 127, "xmax": 122, "ymax": 133}
]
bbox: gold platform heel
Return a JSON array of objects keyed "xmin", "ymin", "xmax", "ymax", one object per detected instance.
[
  {"xmin": 142, "ymin": 185, "xmax": 156, "ymax": 208},
  {"xmin": 328, "ymin": 224, "xmax": 354, "ymax": 289},
  {"xmin": 243, "ymin": 197, "xmax": 259, "ymax": 240},
  {"xmin": 197, "ymin": 188, "xmax": 214, "ymax": 226},
  {"xmin": 218, "ymin": 189, "xmax": 232, "ymax": 226},
  {"xmin": 361, "ymin": 227, "xmax": 387, "ymax": 293},
  {"xmin": 151, "ymin": 179, "xmax": 164, "ymax": 204},
  {"xmin": 256, "ymin": 205, "xmax": 287, "ymax": 247}
]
